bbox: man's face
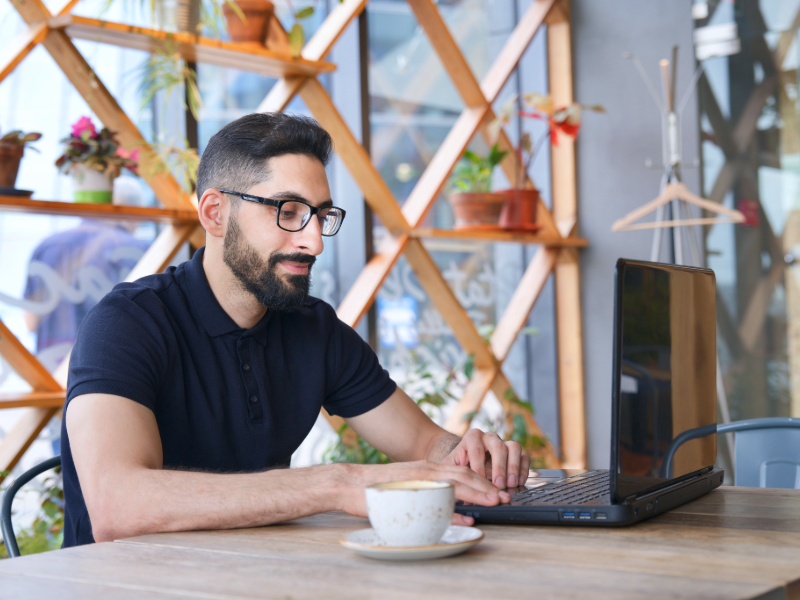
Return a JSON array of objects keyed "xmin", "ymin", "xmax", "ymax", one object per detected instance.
[{"xmin": 222, "ymin": 153, "xmax": 330, "ymax": 312}]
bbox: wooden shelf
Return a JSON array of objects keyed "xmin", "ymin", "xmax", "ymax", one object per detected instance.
[
  {"xmin": 0, "ymin": 196, "xmax": 199, "ymax": 223},
  {"xmin": 411, "ymin": 228, "xmax": 588, "ymax": 246},
  {"xmin": 48, "ymin": 15, "xmax": 336, "ymax": 78}
]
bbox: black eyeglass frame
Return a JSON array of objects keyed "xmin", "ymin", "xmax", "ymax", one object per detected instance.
[{"xmin": 219, "ymin": 189, "xmax": 346, "ymax": 236}]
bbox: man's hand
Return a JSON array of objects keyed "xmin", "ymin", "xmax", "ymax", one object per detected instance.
[
  {"xmin": 440, "ymin": 429, "xmax": 531, "ymax": 489},
  {"xmin": 335, "ymin": 460, "xmax": 511, "ymax": 526}
]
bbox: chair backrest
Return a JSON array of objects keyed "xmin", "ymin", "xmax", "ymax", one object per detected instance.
[
  {"xmin": 1, "ymin": 455, "xmax": 62, "ymax": 558},
  {"xmin": 718, "ymin": 418, "xmax": 800, "ymax": 489}
]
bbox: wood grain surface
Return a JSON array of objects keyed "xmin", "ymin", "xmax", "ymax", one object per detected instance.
[{"xmin": 1, "ymin": 487, "xmax": 799, "ymax": 599}]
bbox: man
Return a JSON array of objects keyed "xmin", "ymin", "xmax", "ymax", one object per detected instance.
[{"xmin": 63, "ymin": 113, "xmax": 530, "ymax": 547}]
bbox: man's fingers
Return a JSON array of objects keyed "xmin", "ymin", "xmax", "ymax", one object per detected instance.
[
  {"xmin": 505, "ymin": 441, "xmax": 521, "ymax": 487},
  {"xmin": 452, "ymin": 513, "xmax": 474, "ymax": 526},
  {"xmin": 464, "ymin": 432, "xmax": 487, "ymax": 478},
  {"xmin": 520, "ymin": 453, "xmax": 531, "ymax": 485},
  {"xmin": 485, "ymin": 433, "xmax": 508, "ymax": 488}
]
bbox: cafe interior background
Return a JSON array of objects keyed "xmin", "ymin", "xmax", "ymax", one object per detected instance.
[{"xmin": 1, "ymin": 0, "xmax": 798, "ymax": 553}]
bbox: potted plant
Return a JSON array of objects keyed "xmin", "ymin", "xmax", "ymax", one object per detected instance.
[
  {"xmin": 0, "ymin": 130, "xmax": 42, "ymax": 191},
  {"xmin": 223, "ymin": 0, "xmax": 274, "ymax": 45},
  {"xmin": 447, "ymin": 144, "xmax": 508, "ymax": 230},
  {"xmin": 55, "ymin": 117, "xmax": 139, "ymax": 204},
  {"xmin": 488, "ymin": 93, "xmax": 604, "ymax": 231}
]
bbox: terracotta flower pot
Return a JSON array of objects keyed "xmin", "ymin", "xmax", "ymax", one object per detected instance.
[
  {"xmin": 0, "ymin": 141, "xmax": 25, "ymax": 188},
  {"xmin": 449, "ymin": 192, "xmax": 506, "ymax": 230},
  {"xmin": 223, "ymin": 0, "xmax": 275, "ymax": 46},
  {"xmin": 499, "ymin": 188, "xmax": 541, "ymax": 231}
]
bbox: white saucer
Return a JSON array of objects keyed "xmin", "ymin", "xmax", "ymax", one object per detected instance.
[{"xmin": 340, "ymin": 525, "xmax": 483, "ymax": 561}]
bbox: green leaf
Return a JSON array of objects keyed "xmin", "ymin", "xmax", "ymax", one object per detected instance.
[
  {"xmin": 295, "ymin": 6, "xmax": 315, "ymax": 19},
  {"xmin": 462, "ymin": 411, "xmax": 479, "ymax": 422},
  {"xmin": 289, "ymin": 23, "xmax": 305, "ymax": 57},
  {"xmin": 463, "ymin": 354, "xmax": 475, "ymax": 379}
]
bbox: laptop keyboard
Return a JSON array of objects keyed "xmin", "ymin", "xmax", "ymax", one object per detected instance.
[{"xmin": 512, "ymin": 470, "xmax": 610, "ymax": 505}]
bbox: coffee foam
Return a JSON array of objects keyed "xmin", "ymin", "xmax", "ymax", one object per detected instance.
[{"xmin": 370, "ymin": 480, "xmax": 452, "ymax": 491}]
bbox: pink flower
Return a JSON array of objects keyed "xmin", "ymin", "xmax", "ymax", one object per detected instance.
[
  {"xmin": 71, "ymin": 116, "xmax": 97, "ymax": 140},
  {"xmin": 115, "ymin": 147, "xmax": 139, "ymax": 163}
]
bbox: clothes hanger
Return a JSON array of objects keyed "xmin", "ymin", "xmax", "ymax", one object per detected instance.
[
  {"xmin": 612, "ymin": 50, "xmax": 745, "ymax": 233},
  {"xmin": 611, "ymin": 181, "xmax": 745, "ymax": 232}
]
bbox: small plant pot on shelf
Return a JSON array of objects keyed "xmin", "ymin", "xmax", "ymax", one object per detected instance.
[
  {"xmin": 449, "ymin": 192, "xmax": 506, "ymax": 230},
  {"xmin": 223, "ymin": 0, "xmax": 275, "ymax": 46},
  {"xmin": 499, "ymin": 188, "xmax": 541, "ymax": 232},
  {"xmin": 72, "ymin": 166, "xmax": 114, "ymax": 204},
  {"xmin": 0, "ymin": 141, "xmax": 24, "ymax": 188}
]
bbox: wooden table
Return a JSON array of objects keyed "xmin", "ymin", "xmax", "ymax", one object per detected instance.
[{"xmin": 2, "ymin": 487, "xmax": 800, "ymax": 599}]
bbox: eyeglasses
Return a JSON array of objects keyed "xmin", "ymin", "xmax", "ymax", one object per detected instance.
[{"xmin": 220, "ymin": 190, "xmax": 346, "ymax": 236}]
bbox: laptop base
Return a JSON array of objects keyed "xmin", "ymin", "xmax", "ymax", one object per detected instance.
[{"xmin": 455, "ymin": 468, "xmax": 724, "ymax": 526}]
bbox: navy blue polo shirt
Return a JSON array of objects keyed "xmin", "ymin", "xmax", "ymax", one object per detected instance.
[{"xmin": 60, "ymin": 247, "xmax": 396, "ymax": 547}]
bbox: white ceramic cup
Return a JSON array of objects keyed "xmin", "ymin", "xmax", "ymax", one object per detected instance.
[{"xmin": 365, "ymin": 480, "xmax": 455, "ymax": 547}]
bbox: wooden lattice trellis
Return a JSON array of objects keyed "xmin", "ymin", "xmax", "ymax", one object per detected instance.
[{"xmin": 0, "ymin": 0, "xmax": 587, "ymax": 477}]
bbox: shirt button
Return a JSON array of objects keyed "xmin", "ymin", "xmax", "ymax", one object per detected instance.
[
  {"xmin": 249, "ymin": 395, "xmax": 259, "ymax": 404},
  {"xmin": 242, "ymin": 363, "xmax": 251, "ymax": 372}
]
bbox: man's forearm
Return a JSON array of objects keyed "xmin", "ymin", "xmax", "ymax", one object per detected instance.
[{"xmin": 91, "ymin": 463, "xmax": 344, "ymax": 542}]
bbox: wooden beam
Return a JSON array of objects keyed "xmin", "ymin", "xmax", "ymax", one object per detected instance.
[
  {"xmin": 48, "ymin": 15, "xmax": 335, "ymax": 78},
  {"xmin": 0, "ymin": 196, "xmax": 198, "ymax": 222},
  {"xmin": 405, "ymin": 0, "xmax": 485, "ymax": 108},
  {"xmin": 57, "ymin": 0, "xmax": 82, "ymax": 15},
  {"xmin": 302, "ymin": 0, "xmax": 369, "ymax": 62},
  {"xmin": 257, "ymin": 77, "xmax": 307, "ymax": 114},
  {"xmin": 0, "ymin": 321, "xmax": 63, "ymax": 480},
  {"xmin": 490, "ymin": 248, "xmax": 558, "ymax": 361},
  {"xmin": 480, "ymin": 0, "xmax": 554, "ymax": 103},
  {"xmin": 548, "ymin": 12, "xmax": 576, "ymax": 226},
  {"xmin": 0, "ymin": 23, "xmax": 47, "ymax": 85},
  {"xmin": 337, "ymin": 235, "xmax": 409, "ymax": 328},
  {"xmin": 0, "ymin": 408, "xmax": 59, "ymax": 481},
  {"xmin": 125, "ymin": 223, "xmax": 196, "ymax": 282},
  {"xmin": 554, "ymin": 248, "xmax": 586, "ymax": 469},
  {"xmin": 0, "ymin": 391, "xmax": 66, "ymax": 410},
  {"xmin": 300, "ymin": 78, "xmax": 410, "ymax": 235},
  {"xmin": 188, "ymin": 225, "xmax": 206, "ymax": 250},
  {"xmin": 732, "ymin": 75, "xmax": 778, "ymax": 153},
  {"xmin": 547, "ymin": 8, "xmax": 585, "ymax": 469},
  {"xmin": 443, "ymin": 368, "xmax": 496, "ymax": 434},
  {"xmin": 404, "ymin": 238, "xmax": 495, "ymax": 368},
  {"xmin": 0, "ymin": 321, "xmax": 61, "ymax": 393}
]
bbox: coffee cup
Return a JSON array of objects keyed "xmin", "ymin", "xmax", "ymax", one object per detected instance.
[{"xmin": 365, "ymin": 480, "xmax": 455, "ymax": 547}]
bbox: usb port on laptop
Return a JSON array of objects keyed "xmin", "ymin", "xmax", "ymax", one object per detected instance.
[
  {"xmin": 579, "ymin": 512, "xmax": 591, "ymax": 520},
  {"xmin": 562, "ymin": 511, "xmax": 575, "ymax": 519},
  {"xmin": 596, "ymin": 513, "xmax": 607, "ymax": 520}
]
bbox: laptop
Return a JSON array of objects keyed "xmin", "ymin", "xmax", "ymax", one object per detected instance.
[{"xmin": 455, "ymin": 258, "xmax": 724, "ymax": 526}]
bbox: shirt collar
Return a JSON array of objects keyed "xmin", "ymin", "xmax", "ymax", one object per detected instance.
[{"xmin": 183, "ymin": 247, "xmax": 271, "ymax": 346}]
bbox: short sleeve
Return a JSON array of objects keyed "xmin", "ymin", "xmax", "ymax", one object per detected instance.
[
  {"xmin": 323, "ymin": 317, "xmax": 396, "ymax": 418},
  {"xmin": 66, "ymin": 291, "xmax": 169, "ymax": 412}
]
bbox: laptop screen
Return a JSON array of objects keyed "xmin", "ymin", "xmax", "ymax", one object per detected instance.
[{"xmin": 611, "ymin": 260, "xmax": 717, "ymax": 503}]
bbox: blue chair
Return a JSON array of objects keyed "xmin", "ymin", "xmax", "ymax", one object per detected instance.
[
  {"xmin": 660, "ymin": 418, "xmax": 800, "ymax": 487},
  {"xmin": 1, "ymin": 455, "xmax": 61, "ymax": 558},
  {"xmin": 718, "ymin": 418, "xmax": 800, "ymax": 488}
]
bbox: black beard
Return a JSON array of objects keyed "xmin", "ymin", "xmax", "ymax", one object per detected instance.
[{"xmin": 222, "ymin": 211, "xmax": 315, "ymax": 313}]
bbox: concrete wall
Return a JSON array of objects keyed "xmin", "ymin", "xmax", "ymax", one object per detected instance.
[{"xmin": 571, "ymin": 1, "xmax": 701, "ymax": 467}]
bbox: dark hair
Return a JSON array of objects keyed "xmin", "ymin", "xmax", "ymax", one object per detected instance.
[{"xmin": 196, "ymin": 113, "xmax": 333, "ymax": 201}]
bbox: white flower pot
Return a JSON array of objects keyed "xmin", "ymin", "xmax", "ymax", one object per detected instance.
[{"xmin": 72, "ymin": 166, "xmax": 114, "ymax": 204}]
